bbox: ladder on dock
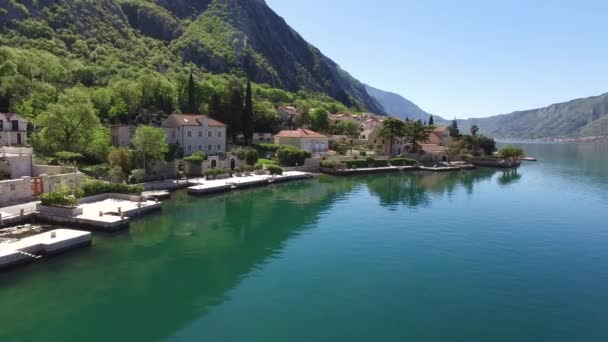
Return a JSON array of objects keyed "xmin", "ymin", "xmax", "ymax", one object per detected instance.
[{"xmin": 15, "ymin": 250, "xmax": 42, "ymax": 259}]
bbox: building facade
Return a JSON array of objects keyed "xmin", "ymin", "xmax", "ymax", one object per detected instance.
[
  {"xmin": 0, "ymin": 113, "xmax": 28, "ymax": 146},
  {"xmin": 163, "ymin": 114, "xmax": 227, "ymax": 156},
  {"xmin": 110, "ymin": 125, "xmax": 136, "ymax": 147},
  {"xmin": 274, "ymin": 128, "xmax": 329, "ymax": 155}
]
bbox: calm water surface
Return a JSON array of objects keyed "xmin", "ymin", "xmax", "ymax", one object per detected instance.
[{"xmin": 1, "ymin": 142, "xmax": 608, "ymax": 341}]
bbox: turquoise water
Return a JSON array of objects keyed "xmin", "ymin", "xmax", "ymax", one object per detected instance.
[{"xmin": 1, "ymin": 142, "xmax": 608, "ymax": 341}]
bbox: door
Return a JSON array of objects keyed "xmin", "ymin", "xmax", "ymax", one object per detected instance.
[
  {"xmin": 11, "ymin": 120, "xmax": 19, "ymax": 131},
  {"xmin": 17, "ymin": 133, "xmax": 22, "ymax": 145},
  {"xmin": 31, "ymin": 177, "xmax": 43, "ymax": 196}
]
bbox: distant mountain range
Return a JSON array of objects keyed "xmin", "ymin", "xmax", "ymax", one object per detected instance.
[
  {"xmin": 364, "ymin": 84, "xmax": 443, "ymax": 122},
  {"xmin": 457, "ymin": 93, "xmax": 608, "ymax": 139},
  {"xmin": 368, "ymin": 83, "xmax": 608, "ymax": 138}
]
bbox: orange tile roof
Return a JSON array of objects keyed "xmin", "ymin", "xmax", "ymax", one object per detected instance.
[
  {"xmin": 274, "ymin": 128, "xmax": 328, "ymax": 139},
  {"xmin": 167, "ymin": 114, "xmax": 227, "ymax": 127}
]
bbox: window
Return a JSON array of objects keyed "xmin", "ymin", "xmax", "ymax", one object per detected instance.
[
  {"xmin": 208, "ymin": 131, "xmax": 212, "ymax": 137},
  {"xmin": 187, "ymin": 131, "xmax": 192, "ymax": 137},
  {"xmin": 0, "ymin": 120, "xmax": 3, "ymax": 130},
  {"xmin": 187, "ymin": 145, "xmax": 192, "ymax": 152},
  {"xmin": 198, "ymin": 131, "xmax": 202, "ymax": 137},
  {"xmin": 217, "ymin": 144, "xmax": 221, "ymax": 150},
  {"xmin": 172, "ymin": 131, "xmax": 176, "ymax": 138},
  {"xmin": 198, "ymin": 145, "xmax": 202, "ymax": 150},
  {"xmin": 217, "ymin": 131, "xmax": 222, "ymax": 137},
  {"xmin": 208, "ymin": 145, "xmax": 212, "ymax": 151}
]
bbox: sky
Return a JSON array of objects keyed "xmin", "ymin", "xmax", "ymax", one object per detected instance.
[{"xmin": 265, "ymin": 0, "xmax": 608, "ymax": 118}]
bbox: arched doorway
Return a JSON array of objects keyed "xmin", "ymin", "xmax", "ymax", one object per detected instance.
[
  {"xmin": 211, "ymin": 160, "xmax": 217, "ymax": 169},
  {"xmin": 230, "ymin": 158, "xmax": 236, "ymax": 170}
]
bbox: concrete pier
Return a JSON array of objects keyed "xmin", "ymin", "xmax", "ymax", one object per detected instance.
[
  {"xmin": 187, "ymin": 172, "xmax": 313, "ymax": 196},
  {"xmin": 0, "ymin": 229, "xmax": 91, "ymax": 269}
]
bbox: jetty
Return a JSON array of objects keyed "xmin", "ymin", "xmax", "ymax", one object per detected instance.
[
  {"xmin": 0, "ymin": 229, "xmax": 91, "ymax": 269},
  {"xmin": 188, "ymin": 171, "xmax": 313, "ymax": 196}
]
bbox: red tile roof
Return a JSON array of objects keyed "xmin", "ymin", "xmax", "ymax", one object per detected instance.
[
  {"xmin": 274, "ymin": 128, "xmax": 328, "ymax": 139},
  {"xmin": 166, "ymin": 114, "xmax": 227, "ymax": 127}
]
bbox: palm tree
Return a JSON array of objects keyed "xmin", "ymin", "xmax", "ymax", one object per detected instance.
[
  {"xmin": 404, "ymin": 121, "xmax": 435, "ymax": 153},
  {"xmin": 471, "ymin": 124, "xmax": 479, "ymax": 136}
]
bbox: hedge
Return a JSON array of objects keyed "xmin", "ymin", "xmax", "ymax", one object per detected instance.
[
  {"xmin": 389, "ymin": 158, "xmax": 417, "ymax": 166},
  {"xmin": 40, "ymin": 191, "xmax": 77, "ymax": 208},
  {"xmin": 82, "ymin": 181, "xmax": 144, "ymax": 197},
  {"xmin": 267, "ymin": 165, "xmax": 283, "ymax": 176},
  {"xmin": 257, "ymin": 143, "xmax": 281, "ymax": 152},
  {"xmin": 276, "ymin": 146, "xmax": 311, "ymax": 166},
  {"xmin": 320, "ymin": 160, "xmax": 346, "ymax": 170}
]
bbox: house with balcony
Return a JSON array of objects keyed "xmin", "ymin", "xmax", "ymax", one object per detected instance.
[
  {"xmin": 162, "ymin": 114, "xmax": 227, "ymax": 156},
  {"xmin": 0, "ymin": 113, "xmax": 28, "ymax": 146}
]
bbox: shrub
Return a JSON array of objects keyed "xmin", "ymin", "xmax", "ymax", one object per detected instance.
[
  {"xmin": 205, "ymin": 168, "xmax": 230, "ymax": 179},
  {"xmin": 108, "ymin": 166, "xmax": 125, "ymax": 182},
  {"xmin": 253, "ymin": 163, "xmax": 264, "ymax": 171},
  {"xmin": 320, "ymin": 160, "xmax": 346, "ymax": 170},
  {"xmin": 257, "ymin": 143, "xmax": 281, "ymax": 153},
  {"xmin": 108, "ymin": 148, "xmax": 134, "ymax": 173},
  {"xmin": 267, "ymin": 165, "xmax": 283, "ymax": 176},
  {"xmin": 277, "ymin": 146, "xmax": 311, "ymax": 166},
  {"xmin": 184, "ymin": 151, "xmax": 207, "ymax": 163},
  {"xmin": 389, "ymin": 158, "xmax": 417, "ymax": 166},
  {"xmin": 373, "ymin": 159, "xmax": 389, "ymax": 167},
  {"xmin": 233, "ymin": 147, "xmax": 259, "ymax": 166},
  {"xmin": 40, "ymin": 191, "xmax": 77, "ymax": 208},
  {"xmin": 82, "ymin": 181, "xmax": 144, "ymax": 197},
  {"xmin": 343, "ymin": 160, "xmax": 368, "ymax": 169},
  {"xmin": 129, "ymin": 169, "xmax": 145, "ymax": 184},
  {"xmin": 55, "ymin": 151, "xmax": 84, "ymax": 164}
]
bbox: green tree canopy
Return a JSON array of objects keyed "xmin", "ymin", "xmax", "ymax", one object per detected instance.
[
  {"xmin": 133, "ymin": 125, "xmax": 169, "ymax": 163},
  {"xmin": 309, "ymin": 108, "xmax": 329, "ymax": 132},
  {"xmin": 404, "ymin": 121, "xmax": 435, "ymax": 153},
  {"xmin": 35, "ymin": 86, "xmax": 103, "ymax": 154}
]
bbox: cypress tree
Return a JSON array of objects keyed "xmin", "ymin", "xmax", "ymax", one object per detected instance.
[
  {"xmin": 186, "ymin": 71, "xmax": 197, "ymax": 113},
  {"xmin": 227, "ymin": 82, "xmax": 244, "ymax": 139},
  {"xmin": 243, "ymin": 80, "xmax": 254, "ymax": 145},
  {"xmin": 429, "ymin": 115, "xmax": 434, "ymax": 125}
]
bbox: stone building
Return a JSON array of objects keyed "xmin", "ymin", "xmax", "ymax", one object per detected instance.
[{"xmin": 163, "ymin": 114, "xmax": 228, "ymax": 156}]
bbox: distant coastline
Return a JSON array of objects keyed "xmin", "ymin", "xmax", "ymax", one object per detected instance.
[{"xmin": 497, "ymin": 135, "xmax": 608, "ymax": 144}]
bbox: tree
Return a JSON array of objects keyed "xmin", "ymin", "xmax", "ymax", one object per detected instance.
[
  {"xmin": 334, "ymin": 121, "xmax": 361, "ymax": 136},
  {"xmin": 243, "ymin": 80, "xmax": 254, "ymax": 145},
  {"xmin": 108, "ymin": 148, "xmax": 134, "ymax": 174},
  {"xmin": 471, "ymin": 124, "xmax": 479, "ymax": 137},
  {"xmin": 309, "ymin": 108, "xmax": 329, "ymax": 132},
  {"xmin": 474, "ymin": 135, "xmax": 496, "ymax": 155},
  {"xmin": 404, "ymin": 121, "xmax": 435, "ymax": 153},
  {"xmin": 428, "ymin": 115, "xmax": 434, "ymax": 126},
  {"xmin": 185, "ymin": 71, "xmax": 198, "ymax": 114},
  {"xmin": 497, "ymin": 145, "xmax": 524, "ymax": 164},
  {"xmin": 227, "ymin": 81, "xmax": 244, "ymax": 139},
  {"xmin": 378, "ymin": 118, "xmax": 406, "ymax": 155},
  {"xmin": 132, "ymin": 125, "xmax": 169, "ymax": 173},
  {"xmin": 450, "ymin": 118, "xmax": 460, "ymax": 137},
  {"xmin": 35, "ymin": 87, "xmax": 102, "ymax": 154}
]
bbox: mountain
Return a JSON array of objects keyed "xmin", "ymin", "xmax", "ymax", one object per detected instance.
[
  {"xmin": 459, "ymin": 93, "xmax": 608, "ymax": 139},
  {"xmin": 0, "ymin": 0, "xmax": 384, "ymax": 114},
  {"xmin": 365, "ymin": 84, "xmax": 442, "ymax": 122}
]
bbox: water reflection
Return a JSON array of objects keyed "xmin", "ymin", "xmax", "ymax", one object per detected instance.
[
  {"xmin": 0, "ymin": 169, "xmax": 517, "ymax": 341},
  {"xmin": 498, "ymin": 169, "xmax": 522, "ymax": 186},
  {"xmin": 365, "ymin": 169, "xmax": 499, "ymax": 209}
]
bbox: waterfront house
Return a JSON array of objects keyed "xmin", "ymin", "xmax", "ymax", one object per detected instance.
[
  {"xmin": 274, "ymin": 128, "xmax": 329, "ymax": 155},
  {"xmin": 426, "ymin": 126, "xmax": 451, "ymax": 146},
  {"xmin": 0, "ymin": 113, "xmax": 28, "ymax": 146},
  {"xmin": 110, "ymin": 125, "xmax": 136, "ymax": 148},
  {"xmin": 163, "ymin": 114, "xmax": 227, "ymax": 156}
]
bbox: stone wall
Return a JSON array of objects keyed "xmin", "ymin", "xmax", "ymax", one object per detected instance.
[
  {"xmin": 33, "ymin": 164, "xmax": 77, "ymax": 177},
  {"xmin": 42, "ymin": 172, "xmax": 86, "ymax": 193},
  {"xmin": 0, "ymin": 177, "xmax": 34, "ymax": 206},
  {"xmin": 7, "ymin": 156, "xmax": 32, "ymax": 178}
]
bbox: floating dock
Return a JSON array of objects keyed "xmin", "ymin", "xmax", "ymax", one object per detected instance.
[
  {"xmin": 187, "ymin": 172, "xmax": 313, "ymax": 196},
  {"xmin": 0, "ymin": 229, "xmax": 91, "ymax": 270}
]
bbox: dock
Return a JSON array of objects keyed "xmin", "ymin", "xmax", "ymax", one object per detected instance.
[
  {"xmin": 0, "ymin": 229, "xmax": 91, "ymax": 269},
  {"xmin": 188, "ymin": 172, "xmax": 313, "ymax": 196}
]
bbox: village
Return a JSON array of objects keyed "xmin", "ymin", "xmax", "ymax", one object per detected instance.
[{"xmin": 0, "ymin": 107, "xmax": 524, "ymax": 270}]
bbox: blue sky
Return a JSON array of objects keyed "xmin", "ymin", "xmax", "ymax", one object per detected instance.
[{"xmin": 266, "ymin": 0, "xmax": 608, "ymax": 118}]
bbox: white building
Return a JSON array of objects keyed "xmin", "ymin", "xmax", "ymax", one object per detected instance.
[
  {"xmin": 163, "ymin": 114, "xmax": 227, "ymax": 156},
  {"xmin": 0, "ymin": 113, "xmax": 28, "ymax": 146},
  {"xmin": 274, "ymin": 128, "xmax": 329, "ymax": 155}
]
